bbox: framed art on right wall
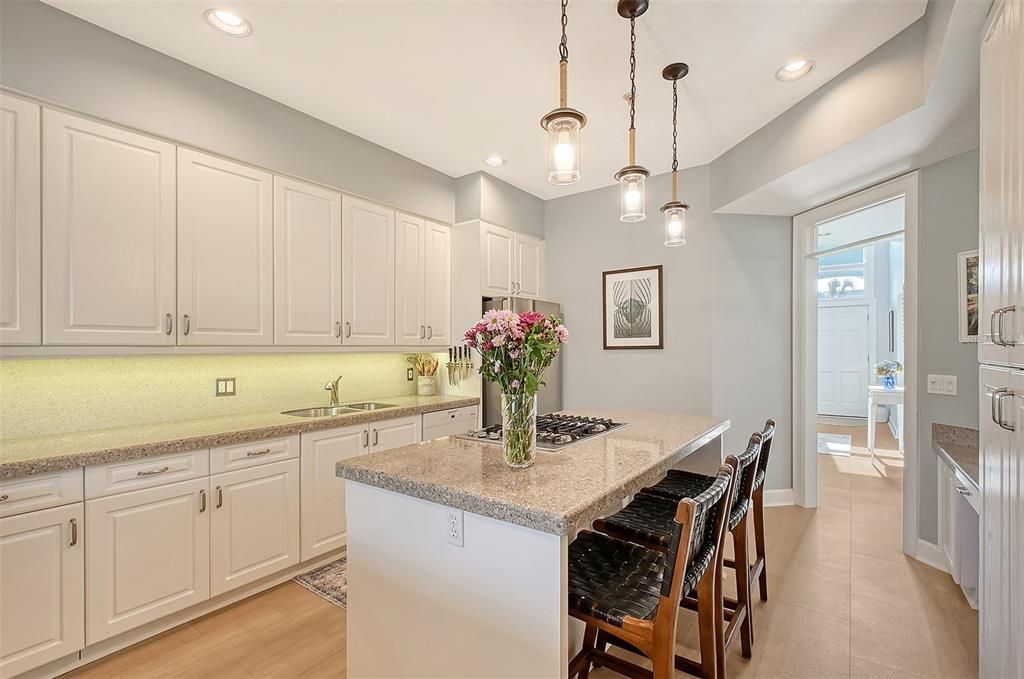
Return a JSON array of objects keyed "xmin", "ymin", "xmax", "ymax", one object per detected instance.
[{"xmin": 958, "ymin": 249, "xmax": 979, "ymax": 343}]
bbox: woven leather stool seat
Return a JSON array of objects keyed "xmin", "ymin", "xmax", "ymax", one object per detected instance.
[
  {"xmin": 567, "ymin": 530, "xmax": 665, "ymax": 628},
  {"xmin": 649, "ymin": 469, "xmax": 753, "ymax": 532}
]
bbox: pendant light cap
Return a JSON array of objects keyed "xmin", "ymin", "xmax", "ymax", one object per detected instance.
[
  {"xmin": 614, "ymin": 165, "xmax": 650, "ymax": 182},
  {"xmin": 660, "ymin": 200, "xmax": 689, "ymax": 213},
  {"xmin": 617, "ymin": 0, "xmax": 650, "ymax": 19},
  {"xmin": 662, "ymin": 63, "xmax": 690, "ymax": 81},
  {"xmin": 540, "ymin": 107, "xmax": 588, "ymax": 130}
]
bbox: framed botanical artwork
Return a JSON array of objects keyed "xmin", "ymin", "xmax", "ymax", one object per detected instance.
[
  {"xmin": 958, "ymin": 249, "xmax": 979, "ymax": 343},
  {"xmin": 602, "ymin": 265, "xmax": 663, "ymax": 349}
]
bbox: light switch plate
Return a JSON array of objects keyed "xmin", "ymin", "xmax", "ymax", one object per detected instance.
[
  {"xmin": 216, "ymin": 377, "xmax": 236, "ymax": 397},
  {"xmin": 927, "ymin": 374, "xmax": 957, "ymax": 395}
]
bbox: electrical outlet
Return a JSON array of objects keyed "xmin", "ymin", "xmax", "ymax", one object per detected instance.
[
  {"xmin": 446, "ymin": 510, "xmax": 464, "ymax": 547},
  {"xmin": 927, "ymin": 374, "xmax": 957, "ymax": 396},
  {"xmin": 407, "ymin": 367, "xmax": 414, "ymax": 382},
  {"xmin": 215, "ymin": 377, "xmax": 236, "ymax": 397}
]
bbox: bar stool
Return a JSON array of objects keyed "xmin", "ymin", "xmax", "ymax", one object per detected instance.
[
  {"xmin": 749, "ymin": 420, "xmax": 776, "ymax": 602},
  {"xmin": 567, "ymin": 462, "xmax": 735, "ymax": 679},
  {"xmin": 598, "ymin": 433, "xmax": 762, "ymax": 678}
]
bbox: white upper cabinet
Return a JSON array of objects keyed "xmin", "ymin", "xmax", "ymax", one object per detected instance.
[
  {"xmin": 515, "ymin": 233, "xmax": 545, "ymax": 300},
  {"xmin": 273, "ymin": 176, "xmax": 342, "ymax": 346},
  {"xmin": 342, "ymin": 196, "xmax": 395, "ymax": 345},
  {"xmin": 423, "ymin": 221, "xmax": 452, "ymax": 345},
  {"xmin": 0, "ymin": 94, "xmax": 41, "ymax": 346},
  {"xmin": 395, "ymin": 212, "xmax": 426, "ymax": 345},
  {"xmin": 42, "ymin": 110, "xmax": 176, "ymax": 345},
  {"xmin": 480, "ymin": 222, "xmax": 515, "ymax": 297},
  {"xmin": 177, "ymin": 149, "xmax": 273, "ymax": 346}
]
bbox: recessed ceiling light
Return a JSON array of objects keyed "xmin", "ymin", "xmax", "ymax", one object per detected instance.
[
  {"xmin": 204, "ymin": 9, "xmax": 253, "ymax": 37},
  {"xmin": 483, "ymin": 155, "xmax": 507, "ymax": 168},
  {"xmin": 776, "ymin": 59, "xmax": 814, "ymax": 81}
]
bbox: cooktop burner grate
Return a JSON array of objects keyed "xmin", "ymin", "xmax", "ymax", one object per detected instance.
[{"xmin": 456, "ymin": 413, "xmax": 627, "ymax": 451}]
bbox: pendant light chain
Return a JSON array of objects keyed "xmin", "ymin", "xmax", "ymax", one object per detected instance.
[
  {"xmin": 671, "ymin": 79, "xmax": 678, "ymax": 173},
  {"xmin": 628, "ymin": 17, "xmax": 637, "ymax": 131},
  {"xmin": 559, "ymin": 0, "xmax": 569, "ymax": 108},
  {"xmin": 559, "ymin": 0, "xmax": 569, "ymax": 62}
]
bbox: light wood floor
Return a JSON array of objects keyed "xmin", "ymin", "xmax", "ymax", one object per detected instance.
[{"xmin": 67, "ymin": 424, "xmax": 977, "ymax": 679}]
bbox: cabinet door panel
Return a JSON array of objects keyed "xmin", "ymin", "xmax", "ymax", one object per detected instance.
[
  {"xmin": 211, "ymin": 460, "xmax": 299, "ymax": 596},
  {"xmin": 480, "ymin": 223, "xmax": 514, "ymax": 297},
  {"xmin": 515, "ymin": 234, "xmax": 544, "ymax": 299},
  {"xmin": 274, "ymin": 176, "xmax": 342, "ymax": 346},
  {"xmin": 0, "ymin": 504, "xmax": 84, "ymax": 678},
  {"xmin": 300, "ymin": 425, "xmax": 368, "ymax": 560},
  {"xmin": 43, "ymin": 110, "xmax": 176, "ymax": 345},
  {"xmin": 424, "ymin": 221, "xmax": 451, "ymax": 345},
  {"xmin": 86, "ymin": 478, "xmax": 209, "ymax": 643},
  {"xmin": 178, "ymin": 149, "xmax": 273, "ymax": 345},
  {"xmin": 371, "ymin": 416, "xmax": 422, "ymax": 453},
  {"xmin": 0, "ymin": 94, "xmax": 41, "ymax": 346},
  {"xmin": 395, "ymin": 212, "xmax": 425, "ymax": 345},
  {"xmin": 342, "ymin": 197, "xmax": 395, "ymax": 345}
]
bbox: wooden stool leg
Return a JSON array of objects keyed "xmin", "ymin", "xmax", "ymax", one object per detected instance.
[
  {"xmin": 713, "ymin": 553, "xmax": 727, "ymax": 679},
  {"xmin": 734, "ymin": 520, "xmax": 753, "ymax": 657},
  {"xmin": 753, "ymin": 486, "xmax": 768, "ymax": 602},
  {"xmin": 696, "ymin": 567, "xmax": 719, "ymax": 679},
  {"xmin": 577, "ymin": 624, "xmax": 597, "ymax": 679}
]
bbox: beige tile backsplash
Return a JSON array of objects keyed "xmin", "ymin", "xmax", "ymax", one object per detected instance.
[{"xmin": 0, "ymin": 353, "xmax": 417, "ymax": 439}]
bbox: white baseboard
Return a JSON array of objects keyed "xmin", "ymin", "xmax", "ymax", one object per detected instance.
[
  {"xmin": 763, "ymin": 488, "xmax": 795, "ymax": 507},
  {"xmin": 915, "ymin": 538, "xmax": 950, "ymax": 574}
]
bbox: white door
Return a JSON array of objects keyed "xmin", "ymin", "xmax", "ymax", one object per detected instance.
[
  {"xmin": 178, "ymin": 149, "xmax": 273, "ymax": 346},
  {"xmin": 423, "ymin": 221, "xmax": 451, "ymax": 345},
  {"xmin": 0, "ymin": 504, "xmax": 84, "ymax": 678},
  {"xmin": 370, "ymin": 415, "xmax": 422, "ymax": 453},
  {"xmin": 42, "ymin": 110, "xmax": 176, "ymax": 345},
  {"xmin": 210, "ymin": 459, "xmax": 299, "ymax": 596},
  {"xmin": 817, "ymin": 304, "xmax": 870, "ymax": 417},
  {"xmin": 342, "ymin": 196, "xmax": 395, "ymax": 345},
  {"xmin": 515, "ymin": 234, "xmax": 545, "ymax": 299},
  {"xmin": 395, "ymin": 212, "xmax": 426, "ymax": 345},
  {"xmin": 0, "ymin": 94, "xmax": 41, "ymax": 346},
  {"xmin": 85, "ymin": 478, "xmax": 209, "ymax": 643},
  {"xmin": 273, "ymin": 176, "xmax": 342, "ymax": 346},
  {"xmin": 480, "ymin": 222, "xmax": 514, "ymax": 297},
  {"xmin": 300, "ymin": 424, "xmax": 369, "ymax": 560}
]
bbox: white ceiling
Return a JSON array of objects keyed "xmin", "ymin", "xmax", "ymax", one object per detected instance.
[{"xmin": 43, "ymin": 0, "xmax": 927, "ymax": 200}]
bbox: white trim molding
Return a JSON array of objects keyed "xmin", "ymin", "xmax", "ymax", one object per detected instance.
[
  {"xmin": 792, "ymin": 171, "xmax": 920, "ymax": 559},
  {"xmin": 762, "ymin": 488, "xmax": 796, "ymax": 507},
  {"xmin": 915, "ymin": 539, "xmax": 951, "ymax": 574}
]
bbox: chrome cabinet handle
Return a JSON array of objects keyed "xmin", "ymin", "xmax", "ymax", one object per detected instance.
[
  {"xmin": 420, "ymin": 325, "xmax": 426, "ymax": 339},
  {"xmin": 345, "ymin": 321, "xmax": 352, "ymax": 338},
  {"xmin": 136, "ymin": 466, "xmax": 170, "ymax": 477},
  {"xmin": 165, "ymin": 313, "xmax": 173, "ymax": 335},
  {"xmin": 245, "ymin": 448, "xmax": 272, "ymax": 457},
  {"xmin": 997, "ymin": 390, "xmax": 1016, "ymax": 431},
  {"xmin": 216, "ymin": 486, "xmax": 223, "ymax": 509},
  {"xmin": 199, "ymin": 489, "xmax": 207, "ymax": 513},
  {"xmin": 362, "ymin": 430, "xmax": 369, "ymax": 448},
  {"xmin": 427, "ymin": 325, "xmax": 432, "ymax": 339},
  {"xmin": 955, "ymin": 485, "xmax": 970, "ymax": 495},
  {"xmin": 335, "ymin": 321, "xmax": 342, "ymax": 338},
  {"xmin": 0, "ymin": 494, "xmax": 7, "ymax": 502},
  {"xmin": 372, "ymin": 429, "xmax": 379, "ymax": 446},
  {"xmin": 992, "ymin": 388, "xmax": 1002, "ymax": 424},
  {"xmin": 69, "ymin": 518, "xmax": 78, "ymax": 547},
  {"xmin": 183, "ymin": 314, "xmax": 191, "ymax": 336},
  {"xmin": 992, "ymin": 309, "xmax": 1002, "ymax": 346},
  {"xmin": 999, "ymin": 306, "xmax": 1017, "ymax": 346}
]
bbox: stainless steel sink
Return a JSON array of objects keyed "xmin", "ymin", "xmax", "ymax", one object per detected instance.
[
  {"xmin": 342, "ymin": 402, "xmax": 397, "ymax": 411},
  {"xmin": 281, "ymin": 406, "xmax": 359, "ymax": 418}
]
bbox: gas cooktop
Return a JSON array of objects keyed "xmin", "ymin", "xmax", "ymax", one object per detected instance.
[{"xmin": 456, "ymin": 413, "xmax": 627, "ymax": 451}]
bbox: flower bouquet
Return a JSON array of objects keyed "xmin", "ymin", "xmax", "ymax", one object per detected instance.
[
  {"xmin": 874, "ymin": 360, "xmax": 903, "ymax": 390},
  {"xmin": 464, "ymin": 309, "xmax": 568, "ymax": 468}
]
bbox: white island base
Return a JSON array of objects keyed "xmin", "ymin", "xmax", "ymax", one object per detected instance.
[{"xmin": 344, "ymin": 434, "xmax": 725, "ymax": 678}]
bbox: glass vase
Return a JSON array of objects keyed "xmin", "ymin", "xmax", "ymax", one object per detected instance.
[
  {"xmin": 501, "ymin": 393, "xmax": 537, "ymax": 469},
  {"xmin": 882, "ymin": 374, "xmax": 896, "ymax": 390}
]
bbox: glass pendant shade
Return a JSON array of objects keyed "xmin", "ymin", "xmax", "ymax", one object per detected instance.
[
  {"xmin": 545, "ymin": 115, "xmax": 582, "ymax": 185},
  {"xmin": 615, "ymin": 167, "xmax": 649, "ymax": 222},
  {"xmin": 662, "ymin": 203, "xmax": 688, "ymax": 246}
]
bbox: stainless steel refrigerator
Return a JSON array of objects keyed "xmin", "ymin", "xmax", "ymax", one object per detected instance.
[{"xmin": 481, "ymin": 296, "xmax": 563, "ymax": 426}]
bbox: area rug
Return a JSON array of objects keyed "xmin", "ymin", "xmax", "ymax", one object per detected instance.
[
  {"xmin": 293, "ymin": 556, "xmax": 347, "ymax": 609},
  {"xmin": 817, "ymin": 432, "xmax": 852, "ymax": 457}
]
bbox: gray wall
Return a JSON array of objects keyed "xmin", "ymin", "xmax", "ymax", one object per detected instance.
[
  {"xmin": 917, "ymin": 148, "xmax": 980, "ymax": 543},
  {"xmin": 544, "ymin": 167, "xmax": 794, "ymax": 490},
  {"xmin": 455, "ymin": 171, "xmax": 544, "ymax": 238},
  {"xmin": 0, "ymin": 0, "xmax": 454, "ymax": 223}
]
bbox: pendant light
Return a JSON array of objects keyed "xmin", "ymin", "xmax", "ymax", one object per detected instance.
[
  {"xmin": 661, "ymin": 62, "xmax": 690, "ymax": 247},
  {"xmin": 541, "ymin": 0, "xmax": 587, "ymax": 185},
  {"xmin": 614, "ymin": 0, "xmax": 650, "ymax": 222}
]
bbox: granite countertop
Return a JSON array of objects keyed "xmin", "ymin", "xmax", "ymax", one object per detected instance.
[
  {"xmin": 0, "ymin": 394, "xmax": 479, "ymax": 479},
  {"xmin": 932, "ymin": 423, "xmax": 979, "ymax": 488},
  {"xmin": 337, "ymin": 411, "xmax": 730, "ymax": 536}
]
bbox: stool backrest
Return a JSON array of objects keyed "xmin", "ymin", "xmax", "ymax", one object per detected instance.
[
  {"xmin": 732, "ymin": 432, "xmax": 764, "ymax": 518},
  {"xmin": 754, "ymin": 419, "xmax": 777, "ymax": 486}
]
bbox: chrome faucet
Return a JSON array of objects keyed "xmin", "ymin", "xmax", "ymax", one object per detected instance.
[{"xmin": 325, "ymin": 375, "xmax": 343, "ymax": 406}]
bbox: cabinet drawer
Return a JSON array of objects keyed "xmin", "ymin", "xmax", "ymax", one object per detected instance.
[
  {"xmin": 952, "ymin": 468, "xmax": 980, "ymax": 514},
  {"xmin": 0, "ymin": 468, "xmax": 83, "ymax": 518},
  {"xmin": 422, "ymin": 406, "xmax": 478, "ymax": 430},
  {"xmin": 210, "ymin": 435, "xmax": 299, "ymax": 474},
  {"xmin": 85, "ymin": 449, "xmax": 210, "ymax": 499}
]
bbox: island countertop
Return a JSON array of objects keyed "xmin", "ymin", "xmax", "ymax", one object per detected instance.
[{"xmin": 337, "ymin": 410, "xmax": 730, "ymax": 536}]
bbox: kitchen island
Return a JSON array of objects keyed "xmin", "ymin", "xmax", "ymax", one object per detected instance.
[{"xmin": 336, "ymin": 410, "xmax": 729, "ymax": 678}]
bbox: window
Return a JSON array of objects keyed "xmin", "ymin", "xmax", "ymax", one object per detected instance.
[
  {"xmin": 814, "ymin": 196, "xmax": 904, "ymax": 254},
  {"xmin": 817, "ymin": 249, "xmax": 869, "ymax": 300}
]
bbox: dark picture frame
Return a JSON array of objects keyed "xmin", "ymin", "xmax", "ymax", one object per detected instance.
[{"xmin": 602, "ymin": 265, "xmax": 664, "ymax": 350}]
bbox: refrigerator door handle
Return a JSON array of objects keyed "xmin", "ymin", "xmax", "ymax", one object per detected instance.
[{"xmin": 999, "ymin": 306, "xmax": 1017, "ymax": 346}]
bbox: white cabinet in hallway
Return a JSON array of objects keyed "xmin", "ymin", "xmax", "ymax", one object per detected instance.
[
  {"xmin": 177, "ymin": 149, "xmax": 274, "ymax": 346},
  {"xmin": 0, "ymin": 503, "xmax": 84, "ymax": 678},
  {"xmin": 300, "ymin": 424, "xmax": 369, "ymax": 560},
  {"xmin": 273, "ymin": 176, "xmax": 343, "ymax": 346},
  {"xmin": 42, "ymin": 110, "xmax": 176, "ymax": 346},
  {"xmin": 0, "ymin": 94, "xmax": 41, "ymax": 346},
  {"xmin": 396, "ymin": 213, "xmax": 451, "ymax": 346},
  {"xmin": 342, "ymin": 196, "xmax": 396, "ymax": 345},
  {"xmin": 85, "ymin": 478, "xmax": 210, "ymax": 643},
  {"xmin": 210, "ymin": 459, "xmax": 300, "ymax": 596}
]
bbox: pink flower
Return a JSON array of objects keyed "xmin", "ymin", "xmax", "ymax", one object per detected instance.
[
  {"xmin": 556, "ymin": 324, "xmax": 569, "ymax": 343},
  {"xmin": 511, "ymin": 379, "xmax": 521, "ymax": 390},
  {"xmin": 519, "ymin": 311, "xmax": 545, "ymax": 328},
  {"xmin": 492, "ymin": 334, "xmax": 506, "ymax": 346}
]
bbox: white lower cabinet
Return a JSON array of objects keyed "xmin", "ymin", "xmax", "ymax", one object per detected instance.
[
  {"xmin": 370, "ymin": 415, "xmax": 422, "ymax": 452},
  {"xmin": 0, "ymin": 503, "xmax": 84, "ymax": 678},
  {"xmin": 210, "ymin": 459, "xmax": 300, "ymax": 596},
  {"xmin": 300, "ymin": 424, "xmax": 369, "ymax": 560},
  {"xmin": 85, "ymin": 478, "xmax": 210, "ymax": 644}
]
